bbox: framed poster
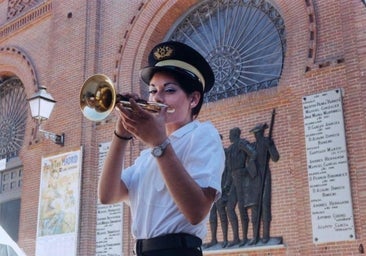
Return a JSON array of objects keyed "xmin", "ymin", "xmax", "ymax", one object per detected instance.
[{"xmin": 36, "ymin": 148, "xmax": 82, "ymax": 256}]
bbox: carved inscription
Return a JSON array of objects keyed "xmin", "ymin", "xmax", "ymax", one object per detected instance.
[
  {"xmin": 302, "ymin": 89, "xmax": 355, "ymax": 244},
  {"xmin": 96, "ymin": 142, "xmax": 123, "ymax": 256}
]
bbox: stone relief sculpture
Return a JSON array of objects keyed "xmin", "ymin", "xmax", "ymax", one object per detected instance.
[
  {"xmin": 205, "ymin": 109, "xmax": 282, "ymax": 250},
  {"xmin": 225, "ymin": 127, "xmax": 257, "ymax": 247},
  {"xmin": 205, "ymin": 128, "xmax": 257, "ymax": 249},
  {"xmin": 249, "ymin": 121, "xmax": 280, "ymax": 245},
  {"xmin": 205, "ymin": 135, "xmax": 230, "ymax": 248}
]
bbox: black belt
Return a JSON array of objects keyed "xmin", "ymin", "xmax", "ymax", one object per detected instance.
[{"xmin": 135, "ymin": 233, "xmax": 202, "ymax": 254}]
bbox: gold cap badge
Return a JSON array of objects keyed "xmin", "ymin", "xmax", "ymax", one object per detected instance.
[{"xmin": 153, "ymin": 45, "xmax": 174, "ymax": 60}]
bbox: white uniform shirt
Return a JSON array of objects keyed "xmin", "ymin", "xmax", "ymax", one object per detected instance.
[{"xmin": 122, "ymin": 120, "xmax": 225, "ymax": 240}]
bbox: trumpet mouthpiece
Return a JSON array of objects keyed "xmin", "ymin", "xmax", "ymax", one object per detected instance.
[{"xmin": 147, "ymin": 102, "xmax": 175, "ymax": 113}]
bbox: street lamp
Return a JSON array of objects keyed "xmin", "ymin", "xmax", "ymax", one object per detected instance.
[{"xmin": 28, "ymin": 86, "xmax": 65, "ymax": 146}]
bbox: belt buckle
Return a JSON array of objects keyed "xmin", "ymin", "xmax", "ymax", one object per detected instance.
[{"xmin": 134, "ymin": 240, "xmax": 142, "ymax": 255}]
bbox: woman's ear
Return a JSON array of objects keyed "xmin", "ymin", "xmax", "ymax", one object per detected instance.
[{"xmin": 190, "ymin": 91, "xmax": 201, "ymax": 108}]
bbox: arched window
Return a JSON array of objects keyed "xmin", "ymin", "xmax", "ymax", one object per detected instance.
[
  {"xmin": 0, "ymin": 77, "xmax": 27, "ymax": 160},
  {"xmin": 0, "ymin": 77, "xmax": 27, "ymax": 242},
  {"xmin": 166, "ymin": 0, "xmax": 286, "ymax": 102}
]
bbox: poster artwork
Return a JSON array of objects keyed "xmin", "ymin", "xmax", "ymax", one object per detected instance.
[{"xmin": 36, "ymin": 148, "xmax": 82, "ymax": 256}]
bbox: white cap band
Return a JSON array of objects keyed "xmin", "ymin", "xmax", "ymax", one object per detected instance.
[{"xmin": 155, "ymin": 60, "xmax": 206, "ymax": 90}]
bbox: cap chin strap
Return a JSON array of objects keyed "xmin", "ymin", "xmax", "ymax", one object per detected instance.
[{"xmin": 155, "ymin": 60, "xmax": 205, "ymax": 91}]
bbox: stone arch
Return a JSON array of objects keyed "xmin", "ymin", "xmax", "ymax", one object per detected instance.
[
  {"xmin": 0, "ymin": 45, "xmax": 40, "ymax": 93},
  {"xmin": 114, "ymin": 0, "xmax": 317, "ymax": 96},
  {"xmin": 114, "ymin": 0, "xmax": 198, "ymax": 98},
  {"xmin": 0, "ymin": 46, "xmax": 40, "ymax": 156},
  {"xmin": 117, "ymin": 1, "xmax": 294, "ymax": 99},
  {"xmin": 0, "ymin": 45, "xmax": 38, "ymax": 242}
]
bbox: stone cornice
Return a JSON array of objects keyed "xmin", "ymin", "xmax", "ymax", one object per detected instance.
[{"xmin": 0, "ymin": 0, "xmax": 52, "ymax": 42}]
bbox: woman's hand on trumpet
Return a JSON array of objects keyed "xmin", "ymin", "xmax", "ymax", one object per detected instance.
[{"xmin": 114, "ymin": 94, "xmax": 168, "ymax": 147}]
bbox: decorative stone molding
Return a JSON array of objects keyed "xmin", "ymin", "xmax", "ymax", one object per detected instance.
[
  {"xmin": 304, "ymin": 0, "xmax": 345, "ymax": 73},
  {"xmin": 0, "ymin": 46, "xmax": 38, "ymax": 87},
  {"xmin": 7, "ymin": 0, "xmax": 41, "ymax": 20},
  {"xmin": 0, "ymin": 0, "xmax": 52, "ymax": 41}
]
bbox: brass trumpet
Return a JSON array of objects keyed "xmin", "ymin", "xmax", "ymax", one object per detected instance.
[{"xmin": 80, "ymin": 74, "xmax": 174, "ymax": 121}]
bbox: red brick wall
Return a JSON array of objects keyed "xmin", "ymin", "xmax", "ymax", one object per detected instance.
[{"xmin": 1, "ymin": 0, "xmax": 366, "ymax": 255}]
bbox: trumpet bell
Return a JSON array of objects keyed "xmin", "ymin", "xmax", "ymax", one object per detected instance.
[
  {"xmin": 80, "ymin": 74, "xmax": 116, "ymax": 121},
  {"xmin": 80, "ymin": 74, "xmax": 176, "ymax": 122}
]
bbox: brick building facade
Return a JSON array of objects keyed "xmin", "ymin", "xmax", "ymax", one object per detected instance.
[{"xmin": 0, "ymin": 0, "xmax": 366, "ymax": 255}]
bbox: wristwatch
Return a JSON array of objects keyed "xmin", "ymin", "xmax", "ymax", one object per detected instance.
[{"xmin": 151, "ymin": 138, "xmax": 170, "ymax": 157}]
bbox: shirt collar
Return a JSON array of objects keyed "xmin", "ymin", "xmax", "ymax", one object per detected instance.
[{"xmin": 170, "ymin": 120, "xmax": 199, "ymax": 139}]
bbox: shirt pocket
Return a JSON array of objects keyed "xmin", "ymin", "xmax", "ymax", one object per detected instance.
[{"xmin": 139, "ymin": 158, "xmax": 169, "ymax": 207}]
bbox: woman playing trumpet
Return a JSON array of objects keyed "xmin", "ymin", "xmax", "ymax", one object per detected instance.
[{"xmin": 98, "ymin": 41, "xmax": 225, "ymax": 256}]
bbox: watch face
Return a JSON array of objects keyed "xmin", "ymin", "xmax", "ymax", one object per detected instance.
[
  {"xmin": 151, "ymin": 138, "xmax": 170, "ymax": 157},
  {"xmin": 152, "ymin": 147, "xmax": 163, "ymax": 157}
]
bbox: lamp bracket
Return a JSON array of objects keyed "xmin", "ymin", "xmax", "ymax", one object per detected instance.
[{"xmin": 39, "ymin": 128, "xmax": 65, "ymax": 146}]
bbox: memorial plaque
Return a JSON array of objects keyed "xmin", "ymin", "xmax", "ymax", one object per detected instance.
[
  {"xmin": 96, "ymin": 142, "xmax": 124, "ymax": 256},
  {"xmin": 302, "ymin": 89, "xmax": 355, "ymax": 244}
]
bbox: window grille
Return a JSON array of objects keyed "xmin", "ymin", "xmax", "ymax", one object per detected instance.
[
  {"xmin": 166, "ymin": 0, "xmax": 286, "ymax": 102},
  {"xmin": 0, "ymin": 77, "xmax": 28, "ymax": 160}
]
